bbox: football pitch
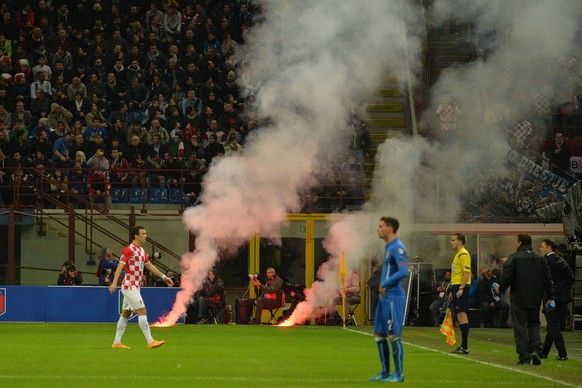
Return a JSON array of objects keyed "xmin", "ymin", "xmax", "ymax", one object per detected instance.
[{"xmin": 0, "ymin": 323, "xmax": 580, "ymax": 387}]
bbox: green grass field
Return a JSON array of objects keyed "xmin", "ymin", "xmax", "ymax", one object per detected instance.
[{"xmin": 0, "ymin": 323, "xmax": 580, "ymax": 387}]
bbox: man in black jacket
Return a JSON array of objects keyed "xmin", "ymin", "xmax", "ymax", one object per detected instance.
[
  {"xmin": 494, "ymin": 234, "xmax": 554, "ymax": 365},
  {"xmin": 539, "ymin": 239, "xmax": 575, "ymax": 360}
]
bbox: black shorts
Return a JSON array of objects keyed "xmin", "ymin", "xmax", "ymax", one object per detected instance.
[{"xmin": 451, "ymin": 284, "xmax": 469, "ymax": 313}]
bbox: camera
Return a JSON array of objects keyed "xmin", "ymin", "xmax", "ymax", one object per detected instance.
[
  {"xmin": 152, "ymin": 252, "xmax": 161, "ymax": 260},
  {"xmin": 67, "ymin": 264, "xmax": 76, "ymax": 272},
  {"xmin": 100, "ymin": 268, "xmax": 112, "ymax": 276}
]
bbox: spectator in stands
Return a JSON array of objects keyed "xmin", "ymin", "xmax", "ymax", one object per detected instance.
[
  {"xmin": 73, "ymin": 151, "xmax": 88, "ymax": 170},
  {"xmin": 224, "ymin": 135, "xmax": 243, "ymax": 157},
  {"xmin": 436, "ymin": 96, "xmax": 459, "ymax": 139},
  {"xmin": 125, "ymin": 135, "xmax": 148, "ymax": 171},
  {"xmin": 219, "ymin": 102, "xmax": 240, "ymax": 132},
  {"xmin": 479, "ymin": 266, "xmax": 510, "ymax": 328},
  {"xmin": 183, "ymin": 167, "xmax": 203, "ymax": 207},
  {"xmin": 544, "ymin": 132, "xmax": 574, "ymax": 178},
  {"xmin": 107, "ymin": 119, "xmax": 128, "ymax": 148},
  {"xmin": 30, "ymin": 89, "xmax": 51, "ymax": 122},
  {"xmin": 180, "ymin": 88, "xmax": 203, "ymax": 117},
  {"xmin": 84, "ymin": 117, "xmax": 108, "ymax": 143},
  {"xmin": 339, "ymin": 153, "xmax": 364, "ymax": 209},
  {"xmin": 57, "ymin": 261, "xmax": 83, "ymax": 286},
  {"xmin": 51, "ymin": 130, "xmax": 73, "ymax": 168},
  {"xmin": 161, "ymin": 151, "xmax": 182, "ymax": 189},
  {"xmin": 147, "ymin": 119, "xmax": 170, "ymax": 145},
  {"xmin": 251, "ymin": 267, "xmax": 285, "ymax": 324},
  {"xmin": 47, "ymin": 102, "xmax": 72, "ymax": 132},
  {"xmin": 192, "ymin": 269, "xmax": 226, "ymax": 324},
  {"xmin": 184, "ymin": 134, "xmax": 205, "ymax": 160},
  {"xmin": 31, "ymin": 70, "xmax": 52, "ymax": 99},
  {"xmin": 204, "ymin": 133, "xmax": 224, "ymax": 166},
  {"xmin": 47, "ymin": 168, "xmax": 67, "ymax": 206},
  {"xmin": 11, "ymin": 101, "xmax": 33, "ymax": 130},
  {"xmin": 9, "ymin": 130, "xmax": 33, "ymax": 164},
  {"xmin": 85, "ymin": 103, "xmax": 106, "ymax": 128},
  {"xmin": 108, "ymin": 149, "xmax": 130, "ymax": 189},
  {"xmin": 86, "ymin": 133, "xmax": 107, "ymax": 158},
  {"xmin": 31, "ymin": 149, "xmax": 53, "ymax": 170},
  {"xmin": 87, "ymin": 147, "xmax": 110, "ymax": 172},
  {"xmin": 127, "ymin": 77, "xmax": 150, "ymax": 113},
  {"xmin": 169, "ymin": 133, "xmax": 185, "ymax": 161},
  {"xmin": 86, "ymin": 168, "xmax": 109, "ymax": 207},
  {"xmin": 148, "ymin": 132, "xmax": 168, "ymax": 157},
  {"xmin": 204, "ymin": 119, "xmax": 226, "ymax": 145},
  {"xmin": 67, "ymin": 77, "xmax": 87, "ymax": 102},
  {"xmin": 104, "ymin": 73, "xmax": 126, "ymax": 108},
  {"xmin": 127, "ymin": 120, "xmax": 148, "ymax": 146},
  {"xmin": 429, "ymin": 271, "xmax": 451, "ymax": 326}
]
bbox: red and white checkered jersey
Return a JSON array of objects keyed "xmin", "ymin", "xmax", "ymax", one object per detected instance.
[{"xmin": 119, "ymin": 243, "xmax": 150, "ymax": 289}]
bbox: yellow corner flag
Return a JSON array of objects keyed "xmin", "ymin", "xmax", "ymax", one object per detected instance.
[
  {"xmin": 440, "ymin": 309, "xmax": 456, "ymax": 346},
  {"xmin": 339, "ymin": 251, "xmax": 346, "ymax": 282}
]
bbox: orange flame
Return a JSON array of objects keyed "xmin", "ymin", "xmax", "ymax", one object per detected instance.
[
  {"xmin": 277, "ymin": 319, "xmax": 294, "ymax": 327},
  {"xmin": 151, "ymin": 315, "xmax": 175, "ymax": 328}
]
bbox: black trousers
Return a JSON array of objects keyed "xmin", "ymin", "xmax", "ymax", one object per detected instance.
[
  {"xmin": 542, "ymin": 301, "xmax": 568, "ymax": 357},
  {"xmin": 481, "ymin": 300, "xmax": 509, "ymax": 327},
  {"xmin": 511, "ymin": 304, "xmax": 542, "ymax": 363}
]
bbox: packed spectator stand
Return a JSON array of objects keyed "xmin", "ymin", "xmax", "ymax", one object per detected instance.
[{"xmin": 0, "ymin": 1, "xmax": 366, "ymax": 213}]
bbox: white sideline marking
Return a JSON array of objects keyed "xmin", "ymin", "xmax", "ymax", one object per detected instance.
[{"xmin": 344, "ymin": 327, "xmax": 575, "ymax": 387}]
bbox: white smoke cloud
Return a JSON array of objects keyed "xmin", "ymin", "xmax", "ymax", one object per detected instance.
[{"xmin": 162, "ymin": 0, "xmax": 582, "ymax": 326}]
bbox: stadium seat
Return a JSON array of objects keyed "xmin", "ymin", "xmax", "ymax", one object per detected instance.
[
  {"xmin": 129, "ymin": 188, "xmax": 147, "ymax": 204},
  {"xmin": 149, "ymin": 188, "xmax": 168, "ymax": 203},
  {"xmin": 110, "ymin": 187, "xmax": 129, "ymax": 203},
  {"xmin": 168, "ymin": 188, "xmax": 183, "ymax": 204}
]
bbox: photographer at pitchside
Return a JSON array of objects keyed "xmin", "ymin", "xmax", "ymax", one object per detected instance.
[{"xmin": 57, "ymin": 260, "xmax": 83, "ymax": 286}]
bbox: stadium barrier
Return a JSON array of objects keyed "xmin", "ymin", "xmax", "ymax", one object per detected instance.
[{"xmin": 0, "ymin": 286, "xmax": 183, "ymax": 323}]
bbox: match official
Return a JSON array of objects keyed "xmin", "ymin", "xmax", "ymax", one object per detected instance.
[{"xmin": 449, "ymin": 233, "xmax": 471, "ymax": 354}]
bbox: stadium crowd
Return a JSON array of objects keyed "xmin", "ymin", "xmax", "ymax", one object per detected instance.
[{"xmin": 0, "ymin": 0, "xmax": 368, "ymax": 211}]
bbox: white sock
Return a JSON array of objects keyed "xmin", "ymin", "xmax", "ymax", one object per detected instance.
[
  {"xmin": 114, "ymin": 316, "xmax": 129, "ymax": 344},
  {"xmin": 138, "ymin": 315, "xmax": 154, "ymax": 344}
]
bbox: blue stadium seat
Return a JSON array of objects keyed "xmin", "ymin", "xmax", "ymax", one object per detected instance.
[
  {"xmin": 168, "ymin": 188, "xmax": 183, "ymax": 204},
  {"xmin": 110, "ymin": 187, "xmax": 129, "ymax": 203},
  {"xmin": 129, "ymin": 188, "xmax": 147, "ymax": 204},
  {"xmin": 149, "ymin": 188, "xmax": 168, "ymax": 203}
]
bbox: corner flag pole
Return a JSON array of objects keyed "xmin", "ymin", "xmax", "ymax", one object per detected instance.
[{"xmin": 339, "ymin": 251, "xmax": 347, "ymax": 327}]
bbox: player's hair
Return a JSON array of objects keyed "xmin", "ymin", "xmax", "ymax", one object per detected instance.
[
  {"xmin": 380, "ymin": 216, "xmax": 399, "ymax": 234},
  {"xmin": 452, "ymin": 232, "xmax": 465, "ymax": 244},
  {"xmin": 541, "ymin": 238, "xmax": 557, "ymax": 251},
  {"xmin": 517, "ymin": 233, "xmax": 532, "ymax": 247},
  {"xmin": 131, "ymin": 225, "xmax": 145, "ymax": 240}
]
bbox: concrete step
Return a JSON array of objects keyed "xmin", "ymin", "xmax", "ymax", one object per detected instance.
[
  {"xmin": 365, "ymin": 103, "xmax": 404, "ymax": 113},
  {"xmin": 364, "ymin": 117, "xmax": 407, "ymax": 128},
  {"xmin": 375, "ymin": 89, "xmax": 403, "ymax": 98}
]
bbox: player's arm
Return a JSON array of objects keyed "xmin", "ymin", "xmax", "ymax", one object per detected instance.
[
  {"xmin": 381, "ymin": 249, "xmax": 408, "ymax": 288},
  {"xmin": 109, "ymin": 261, "xmax": 126, "ymax": 294},
  {"xmin": 145, "ymin": 262, "xmax": 174, "ymax": 287}
]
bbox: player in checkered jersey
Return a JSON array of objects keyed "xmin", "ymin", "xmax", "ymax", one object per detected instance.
[{"xmin": 109, "ymin": 225, "xmax": 174, "ymax": 349}]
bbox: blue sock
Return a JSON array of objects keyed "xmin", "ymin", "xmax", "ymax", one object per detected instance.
[
  {"xmin": 375, "ymin": 337, "xmax": 390, "ymax": 376},
  {"xmin": 460, "ymin": 323, "xmax": 469, "ymax": 349},
  {"xmin": 391, "ymin": 337, "xmax": 404, "ymax": 377}
]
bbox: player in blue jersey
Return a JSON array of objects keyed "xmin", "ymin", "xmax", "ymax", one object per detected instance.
[{"xmin": 369, "ymin": 216, "xmax": 409, "ymax": 383}]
